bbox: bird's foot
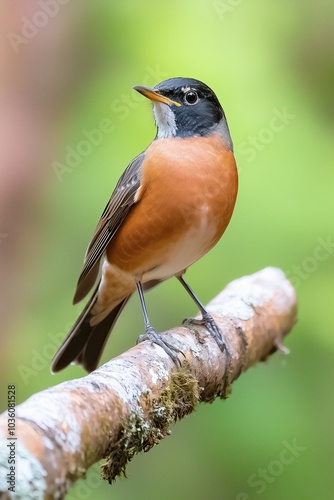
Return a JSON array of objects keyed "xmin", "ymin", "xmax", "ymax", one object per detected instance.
[
  {"xmin": 184, "ymin": 313, "xmax": 229, "ymax": 355},
  {"xmin": 137, "ymin": 326, "xmax": 183, "ymax": 366},
  {"xmin": 184, "ymin": 313, "xmax": 232, "ymax": 398}
]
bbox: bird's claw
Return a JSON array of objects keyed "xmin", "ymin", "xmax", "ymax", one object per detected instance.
[
  {"xmin": 184, "ymin": 313, "xmax": 229, "ymax": 355},
  {"xmin": 137, "ymin": 327, "xmax": 183, "ymax": 366}
]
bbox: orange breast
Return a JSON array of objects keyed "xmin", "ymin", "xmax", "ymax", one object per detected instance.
[{"xmin": 106, "ymin": 134, "xmax": 238, "ymax": 279}]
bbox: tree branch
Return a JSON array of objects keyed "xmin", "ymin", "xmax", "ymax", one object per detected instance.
[{"xmin": 0, "ymin": 267, "xmax": 297, "ymax": 499}]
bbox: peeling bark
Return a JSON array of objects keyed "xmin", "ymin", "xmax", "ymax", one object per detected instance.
[{"xmin": 0, "ymin": 267, "xmax": 297, "ymax": 499}]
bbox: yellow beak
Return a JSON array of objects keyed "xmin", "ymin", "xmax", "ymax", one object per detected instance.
[{"xmin": 133, "ymin": 85, "xmax": 181, "ymax": 107}]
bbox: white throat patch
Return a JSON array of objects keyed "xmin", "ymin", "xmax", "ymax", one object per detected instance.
[{"xmin": 153, "ymin": 102, "xmax": 177, "ymax": 138}]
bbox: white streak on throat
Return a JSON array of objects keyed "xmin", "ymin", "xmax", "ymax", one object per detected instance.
[{"xmin": 153, "ymin": 102, "xmax": 177, "ymax": 138}]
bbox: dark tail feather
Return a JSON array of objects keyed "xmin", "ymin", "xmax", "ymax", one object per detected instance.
[
  {"xmin": 51, "ymin": 287, "xmax": 130, "ymax": 373},
  {"xmin": 76, "ymin": 296, "xmax": 130, "ymax": 372}
]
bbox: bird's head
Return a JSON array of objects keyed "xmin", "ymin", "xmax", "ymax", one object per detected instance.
[{"xmin": 133, "ymin": 77, "xmax": 232, "ymax": 149}]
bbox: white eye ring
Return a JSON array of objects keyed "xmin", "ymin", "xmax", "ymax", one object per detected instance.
[{"xmin": 185, "ymin": 91, "xmax": 198, "ymax": 105}]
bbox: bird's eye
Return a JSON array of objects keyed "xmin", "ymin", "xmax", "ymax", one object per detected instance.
[{"xmin": 185, "ymin": 91, "xmax": 198, "ymax": 105}]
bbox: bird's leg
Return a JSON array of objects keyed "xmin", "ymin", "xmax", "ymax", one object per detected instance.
[
  {"xmin": 177, "ymin": 276, "xmax": 229, "ymax": 354},
  {"xmin": 135, "ymin": 281, "xmax": 182, "ymax": 365}
]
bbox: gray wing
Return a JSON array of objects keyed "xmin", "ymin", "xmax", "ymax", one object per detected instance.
[{"xmin": 73, "ymin": 152, "xmax": 145, "ymax": 304}]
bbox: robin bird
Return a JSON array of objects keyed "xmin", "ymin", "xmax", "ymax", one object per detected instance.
[{"xmin": 51, "ymin": 77, "xmax": 238, "ymax": 373}]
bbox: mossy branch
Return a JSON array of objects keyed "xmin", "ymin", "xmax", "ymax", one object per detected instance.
[{"xmin": 0, "ymin": 267, "xmax": 297, "ymax": 499}]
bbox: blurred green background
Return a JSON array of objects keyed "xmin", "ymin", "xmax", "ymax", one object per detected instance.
[{"xmin": 1, "ymin": 0, "xmax": 334, "ymax": 498}]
